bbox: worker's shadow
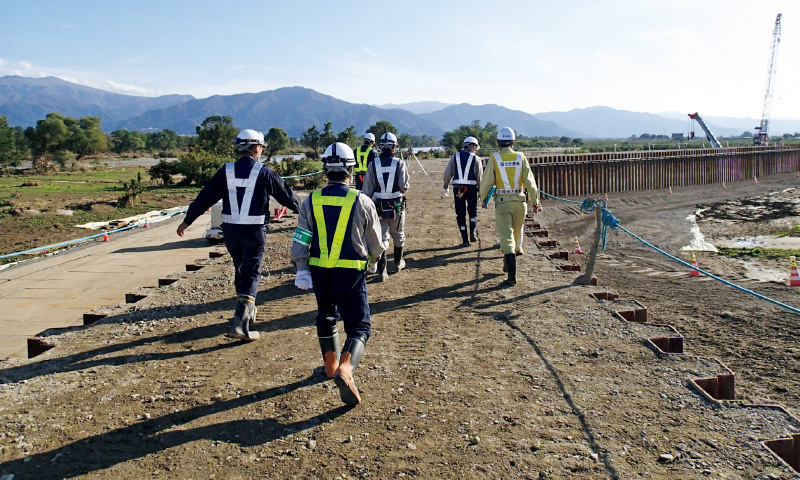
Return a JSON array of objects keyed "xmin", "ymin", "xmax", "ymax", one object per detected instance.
[{"xmin": 0, "ymin": 374, "xmax": 350, "ymax": 480}]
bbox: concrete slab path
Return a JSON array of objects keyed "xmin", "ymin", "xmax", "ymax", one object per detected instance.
[{"xmin": 0, "ymin": 213, "xmax": 215, "ymax": 359}]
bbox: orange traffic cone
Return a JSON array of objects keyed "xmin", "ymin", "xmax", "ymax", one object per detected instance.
[
  {"xmin": 789, "ymin": 257, "xmax": 800, "ymax": 287},
  {"xmin": 668, "ymin": 186, "xmax": 673, "ymax": 195},
  {"xmin": 574, "ymin": 236, "xmax": 584, "ymax": 254},
  {"xmin": 102, "ymin": 229, "xmax": 109, "ymax": 242},
  {"xmin": 754, "ymin": 176, "xmax": 758, "ymax": 183},
  {"xmin": 143, "ymin": 220, "xmax": 149, "ymax": 228},
  {"xmin": 689, "ymin": 254, "xmax": 701, "ymax": 277}
]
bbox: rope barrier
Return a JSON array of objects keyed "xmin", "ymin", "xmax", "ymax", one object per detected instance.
[
  {"xmin": 281, "ymin": 170, "xmax": 323, "ymax": 179},
  {"xmin": 539, "ymin": 190, "xmax": 800, "ymax": 316}
]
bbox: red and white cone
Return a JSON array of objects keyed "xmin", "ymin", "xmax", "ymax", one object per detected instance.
[
  {"xmin": 689, "ymin": 255, "xmax": 701, "ymax": 277},
  {"xmin": 722, "ymin": 181, "xmax": 726, "ymax": 189},
  {"xmin": 754, "ymin": 176, "xmax": 758, "ymax": 183},
  {"xmin": 143, "ymin": 220, "xmax": 149, "ymax": 228},
  {"xmin": 574, "ymin": 236, "xmax": 584, "ymax": 254},
  {"xmin": 668, "ymin": 186, "xmax": 673, "ymax": 195},
  {"xmin": 102, "ymin": 229, "xmax": 109, "ymax": 242},
  {"xmin": 603, "ymin": 193, "xmax": 608, "ymax": 204},
  {"xmin": 790, "ymin": 257, "xmax": 800, "ymax": 287}
]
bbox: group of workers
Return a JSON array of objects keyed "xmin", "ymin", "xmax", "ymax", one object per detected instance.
[{"xmin": 178, "ymin": 126, "xmax": 540, "ymax": 406}]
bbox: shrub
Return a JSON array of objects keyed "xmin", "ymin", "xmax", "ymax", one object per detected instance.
[{"xmin": 270, "ymin": 158, "xmax": 324, "ymax": 190}]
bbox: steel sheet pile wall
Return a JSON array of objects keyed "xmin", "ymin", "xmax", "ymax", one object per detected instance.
[{"xmin": 528, "ymin": 145, "xmax": 800, "ymax": 197}]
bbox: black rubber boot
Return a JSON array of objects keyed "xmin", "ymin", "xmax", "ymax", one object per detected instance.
[
  {"xmin": 376, "ymin": 251, "xmax": 388, "ymax": 282},
  {"xmin": 333, "ymin": 336, "xmax": 367, "ymax": 405},
  {"xmin": 318, "ymin": 327, "xmax": 341, "ymax": 378},
  {"xmin": 391, "ymin": 247, "xmax": 405, "ymax": 273},
  {"xmin": 228, "ymin": 295, "xmax": 260, "ymax": 341},
  {"xmin": 459, "ymin": 227, "xmax": 469, "ymax": 246},
  {"xmin": 469, "ymin": 217, "xmax": 477, "ymax": 242},
  {"xmin": 503, "ymin": 253, "xmax": 517, "ymax": 285}
]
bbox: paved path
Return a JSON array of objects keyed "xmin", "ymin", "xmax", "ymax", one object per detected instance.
[{"xmin": 0, "ymin": 213, "xmax": 215, "ymax": 359}]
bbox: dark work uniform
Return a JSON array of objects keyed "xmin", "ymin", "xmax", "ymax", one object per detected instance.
[
  {"xmin": 449, "ymin": 150, "xmax": 480, "ymax": 240},
  {"xmin": 183, "ymin": 156, "xmax": 301, "ymax": 298},
  {"xmin": 354, "ymin": 143, "xmax": 375, "ymax": 191}
]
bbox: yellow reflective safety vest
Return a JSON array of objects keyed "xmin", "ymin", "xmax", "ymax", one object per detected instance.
[
  {"xmin": 308, "ymin": 188, "xmax": 367, "ymax": 270},
  {"xmin": 491, "ymin": 152, "xmax": 524, "ymax": 195},
  {"xmin": 355, "ymin": 145, "xmax": 372, "ymax": 173}
]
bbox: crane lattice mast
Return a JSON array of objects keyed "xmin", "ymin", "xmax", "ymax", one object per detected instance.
[{"xmin": 755, "ymin": 13, "xmax": 782, "ymax": 145}]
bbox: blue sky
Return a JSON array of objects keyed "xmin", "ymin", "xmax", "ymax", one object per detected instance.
[{"xmin": 1, "ymin": 0, "xmax": 798, "ymax": 119}]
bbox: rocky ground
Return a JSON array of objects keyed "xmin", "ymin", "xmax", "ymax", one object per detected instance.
[{"xmin": 1, "ymin": 161, "xmax": 799, "ymax": 479}]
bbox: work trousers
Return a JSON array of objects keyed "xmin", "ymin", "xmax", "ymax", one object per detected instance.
[
  {"xmin": 222, "ymin": 223, "xmax": 267, "ymax": 298},
  {"xmin": 452, "ymin": 184, "xmax": 478, "ymax": 232},
  {"xmin": 309, "ymin": 266, "xmax": 371, "ymax": 341},
  {"xmin": 380, "ymin": 207, "xmax": 406, "ymax": 248},
  {"xmin": 494, "ymin": 197, "xmax": 527, "ymax": 255}
]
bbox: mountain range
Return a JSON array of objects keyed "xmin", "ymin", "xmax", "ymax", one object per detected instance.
[{"xmin": 2, "ymin": 75, "xmax": 799, "ymax": 139}]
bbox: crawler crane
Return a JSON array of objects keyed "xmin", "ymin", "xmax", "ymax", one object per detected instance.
[{"xmin": 754, "ymin": 13, "xmax": 782, "ymax": 145}]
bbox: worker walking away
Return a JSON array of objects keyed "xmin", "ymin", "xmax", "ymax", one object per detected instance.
[
  {"xmin": 177, "ymin": 129, "xmax": 301, "ymax": 341},
  {"xmin": 479, "ymin": 127, "xmax": 541, "ymax": 286},
  {"xmin": 292, "ymin": 142, "xmax": 386, "ymax": 405},
  {"xmin": 443, "ymin": 136, "xmax": 483, "ymax": 247},
  {"xmin": 361, "ymin": 132, "xmax": 410, "ymax": 281},
  {"xmin": 354, "ymin": 133, "xmax": 376, "ymax": 190}
]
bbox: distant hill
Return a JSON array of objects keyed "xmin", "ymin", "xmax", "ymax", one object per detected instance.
[
  {"xmin": 111, "ymin": 87, "xmax": 445, "ymax": 137},
  {"xmin": 421, "ymin": 103, "xmax": 578, "ymax": 137},
  {"xmin": 375, "ymin": 101, "xmax": 454, "ymax": 114},
  {"xmin": 0, "ymin": 76, "xmax": 193, "ymax": 128}
]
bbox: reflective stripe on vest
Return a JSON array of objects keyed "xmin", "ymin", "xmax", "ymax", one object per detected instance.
[
  {"xmin": 221, "ymin": 162, "xmax": 265, "ymax": 224},
  {"xmin": 308, "ymin": 188, "xmax": 367, "ymax": 270},
  {"xmin": 452, "ymin": 152, "xmax": 477, "ymax": 186},
  {"xmin": 355, "ymin": 145, "xmax": 371, "ymax": 173},
  {"xmin": 373, "ymin": 158, "xmax": 402, "ymax": 200},
  {"xmin": 492, "ymin": 152, "xmax": 523, "ymax": 194}
]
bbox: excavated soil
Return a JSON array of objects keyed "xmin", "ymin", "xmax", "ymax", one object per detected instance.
[{"xmin": 1, "ymin": 161, "xmax": 800, "ymax": 479}]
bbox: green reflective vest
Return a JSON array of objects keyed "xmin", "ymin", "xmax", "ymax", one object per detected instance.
[
  {"xmin": 355, "ymin": 145, "xmax": 371, "ymax": 173},
  {"xmin": 308, "ymin": 188, "xmax": 367, "ymax": 270}
]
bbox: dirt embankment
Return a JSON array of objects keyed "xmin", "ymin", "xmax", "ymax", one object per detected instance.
[{"xmin": 1, "ymin": 161, "xmax": 799, "ymax": 479}]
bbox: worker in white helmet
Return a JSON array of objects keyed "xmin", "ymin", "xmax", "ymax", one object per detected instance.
[
  {"xmin": 479, "ymin": 127, "xmax": 540, "ymax": 286},
  {"xmin": 178, "ymin": 129, "xmax": 301, "ymax": 340},
  {"xmin": 443, "ymin": 136, "xmax": 483, "ymax": 246},
  {"xmin": 354, "ymin": 133, "xmax": 376, "ymax": 190},
  {"xmin": 361, "ymin": 132, "xmax": 410, "ymax": 281},
  {"xmin": 292, "ymin": 142, "xmax": 386, "ymax": 405}
]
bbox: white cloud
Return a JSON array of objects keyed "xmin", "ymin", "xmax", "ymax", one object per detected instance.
[
  {"xmin": 0, "ymin": 58, "xmax": 5, "ymax": 67},
  {"xmin": 19, "ymin": 61, "xmax": 32, "ymax": 70},
  {"xmin": 106, "ymin": 80, "xmax": 159, "ymax": 96}
]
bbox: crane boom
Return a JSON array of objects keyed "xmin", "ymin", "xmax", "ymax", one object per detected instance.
[
  {"xmin": 688, "ymin": 113, "xmax": 722, "ymax": 148},
  {"xmin": 755, "ymin": 13, "xmax": 782, "ymax": 145}
]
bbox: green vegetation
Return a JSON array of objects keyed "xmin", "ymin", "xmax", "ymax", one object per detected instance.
[{"xmin": 716, "ymin": 246, "xmax": 800, "ymax": 260}]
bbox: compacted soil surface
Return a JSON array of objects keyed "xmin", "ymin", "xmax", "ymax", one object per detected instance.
[{"xmin": 1, "ymin": 161, "xmax": 799, "ymax": 479}]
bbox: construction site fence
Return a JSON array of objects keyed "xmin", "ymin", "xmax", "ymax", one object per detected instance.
[{"xmin": 525, "ymin": 145, "xmax": 800, "ymax": 198}]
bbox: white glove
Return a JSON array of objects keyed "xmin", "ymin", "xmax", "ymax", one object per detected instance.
[
  {"xmin": 443, "ymin": 188, "xmax": 449, "ymax": 198},
  {"xmin": 367, "ymin": 261, "xmax": 378, "ymax": 273},
  {"xmin": 295, "ymin": 270, "xmax": 313, "ymax": 290}
]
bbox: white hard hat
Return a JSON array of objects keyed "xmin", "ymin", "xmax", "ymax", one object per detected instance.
[
  {"xmin": 322, "ymin": 142, "xmax": 356, "ymax": 171},
  {"xmin": 497, "ymin": 127, "xmax": 516, "ymax": 142},
  {"xmin": 364, "ymin": 133, "xmax": 376, "ymax": 142},
  {"xmin": 379, "ymin": 132, "xmax": 398, "ymax": 150},
  {"xmin": 233, "ymin": 129, "xmax": 265, "ymax": 151},
  {"xmin": 463, "ymin": 136, "xmax": 480, "ymax": 149}
]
